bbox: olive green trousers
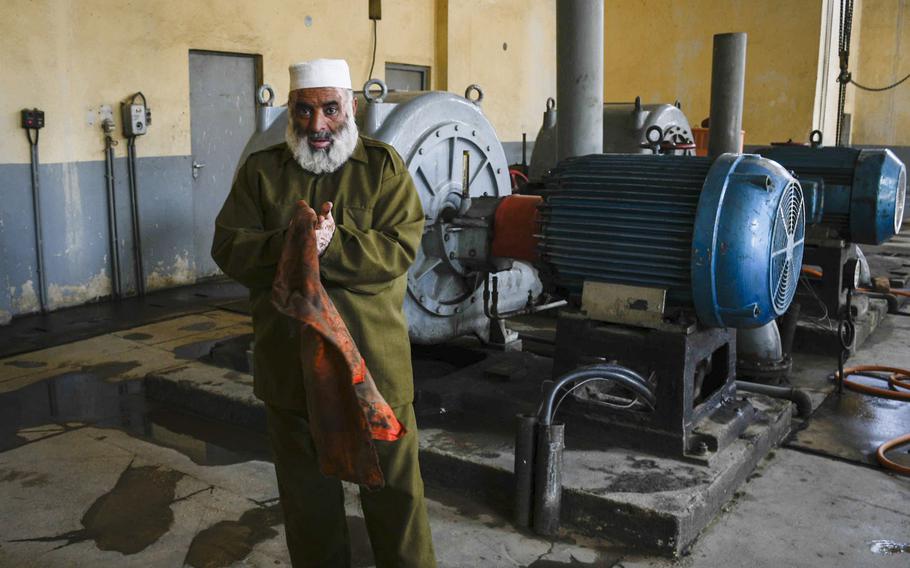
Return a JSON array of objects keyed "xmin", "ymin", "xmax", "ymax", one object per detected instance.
[{"xmin": 266, "ymin": 403, "xmax": 437, "ymax": 568}]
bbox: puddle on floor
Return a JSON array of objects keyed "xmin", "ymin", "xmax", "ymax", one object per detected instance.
[
  {"xmin": 870, "ymin": 540, "xmax": 910, "ymax": 555},
  {"xmin": 184, "ymin": 502, "xmax": 284, "ymax": 567},
  {"xmin": 10, "ymin": 461, "xmax": 187, "ymax": 555},
  {"xmin": 0, "ymin": 370, "xmax": 270, "ymax": 466}
]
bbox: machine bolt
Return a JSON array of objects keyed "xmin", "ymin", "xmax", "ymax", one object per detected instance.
[
  {"xmin": 469, "ymin": 249, "xmax": 476, "ymax": 257},
  {"xmin": 418, "ymin": 148, "xmax": 424, "ymax": 155},
  {"xmin": 472, "ymin": 130, "xmax": 477, "ymax": 136},
  {"xmin": 455, "ymin": 306, "xmax": 462, "ymax": 313},
  {"xmin": 696, "ymin": 441, "xmax": 709, "ymax": 455},
  {"xmin": 436, "ymin": 131, "xmax": 441, "ymax": 137},
  {"xmin": 444, "ymin": 234, "xmax": 450, "ymax": 242},
  {"xmin": 454, "ymin": 125, "xmax": 459, "ymax": 131},
  {"xmin": 449, "ymin": 252, "xmax": 455, "ymax": 259}
]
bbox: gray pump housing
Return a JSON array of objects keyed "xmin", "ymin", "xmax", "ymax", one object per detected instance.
[{"xmin": 528, "ymin": 96, "xmax": 695, "ymax": 181}]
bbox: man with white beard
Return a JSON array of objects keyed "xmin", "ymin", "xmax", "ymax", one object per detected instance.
[{"xmin": 212, "ymin": 59, "xmax": 435, "ymax": 567}]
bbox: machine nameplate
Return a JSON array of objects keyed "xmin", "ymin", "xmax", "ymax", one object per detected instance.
[{"xmin": 581, "ymin": 281, "xmax": 668, "ymax": 328}]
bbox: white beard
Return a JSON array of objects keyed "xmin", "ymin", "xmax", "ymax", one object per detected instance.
[{"xmin": 285, "ymin": 111, "xmax": 359, "ymax": 175}]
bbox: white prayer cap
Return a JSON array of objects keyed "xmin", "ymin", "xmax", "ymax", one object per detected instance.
[{"xmin": 289, "ymin": 59, "xmax": 352, "ymax": 91}]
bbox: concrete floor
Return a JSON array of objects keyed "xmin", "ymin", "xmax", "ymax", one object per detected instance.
[{"xmin": 1, "ymin": 302, "xmax": 909, "ymax": 566}]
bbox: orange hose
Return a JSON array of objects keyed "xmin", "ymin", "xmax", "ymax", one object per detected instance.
[
  {"xmin": 858, "ymin": 286, "xmax": 910, "ymax": 298},
  {"xmin": 801, "ymin": 266, "xmax": 823, "ymax": 278},
  {"xmin": 876, "ymin": 433, "xmax": 910, "ymax": 476},
  {"xmin": 800, "ymin": 265, "xmax": 910, "ymax": 297},
  {"xmin": 836, "ymin": 365, "xmax": 910, "ymax": 475},
  {"xmin": 836, "ymin": 365, "xmax": 910, "ymax": 401}
]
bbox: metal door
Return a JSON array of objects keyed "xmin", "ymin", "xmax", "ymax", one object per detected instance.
[{"xmin": 189, "ymin": 51, "xmax": 257, "ymax": 278}]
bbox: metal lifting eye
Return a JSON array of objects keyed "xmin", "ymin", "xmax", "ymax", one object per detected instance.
[
  {"xmin": 257, "ymin": 84, "xmax": 275, "ymax": 107},
  {"xmin": 809, "ymin": 129, "xmax": 823, "ymax": 148},
  {"xmin": 464, "ymin": 84, "xmax": 484, "ymax": 105},
  {"xmin": 363, "ymin": 79, "xmax": 388, "ymax": 103}
]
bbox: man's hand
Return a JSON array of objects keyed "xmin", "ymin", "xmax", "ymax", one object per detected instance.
[{"xmin": 315, "ymin": 201, "xmax": 335, "ymax": 256}]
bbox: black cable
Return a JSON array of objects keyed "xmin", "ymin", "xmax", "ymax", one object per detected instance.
[
  {"xmin": 368, "ymin": 19, "xmax": 377, "ymax": 80},
  {"xmin": 131, "ymin": 91, "xmax": 147, "ymax": 108},
  {"xmin": 851, "ymin": 72, "xmax": 910, "ymax": 92}
]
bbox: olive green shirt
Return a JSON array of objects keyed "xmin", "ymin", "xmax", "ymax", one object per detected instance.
[{"xmin": 212, "ymin": 136, "xmax": 425, "ymax": 410}]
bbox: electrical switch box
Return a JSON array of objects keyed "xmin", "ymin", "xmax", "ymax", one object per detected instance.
[
  {"xmin": 369, "ymin": 0, "xmax": 381, "ymax": 20},
  {"xmin": 21, "ymin": 109, "xmax": 45, "ymax": 129},
  {"xmin": 121, "ymin": 103, "xmax": 149, "ymax": 136}
]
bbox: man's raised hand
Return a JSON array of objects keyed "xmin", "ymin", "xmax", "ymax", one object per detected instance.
[{"xmin": 315, "ymin": 201, "xmax": 335, "ymax": 256}]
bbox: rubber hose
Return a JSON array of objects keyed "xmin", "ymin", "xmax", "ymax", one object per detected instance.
[
  {"xmin": 735, "ymin": 380, "xmax": 813, "ymax": 418},
  {"xmin": 836, "ymin": 365, "xmax": 910, "ymax": 475}
]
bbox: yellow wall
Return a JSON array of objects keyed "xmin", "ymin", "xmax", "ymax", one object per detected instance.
[
  {"xmin": 445, "ymin": 0, "xmax": 557, "ymax": 142},
  {"xmin": 9, "ymin": 0, "xmax": 893, "ymax": 167},
  {"xmin": 852, "ymin": 0, "xmax": 910, "ymax": 145},
  {"xmin": 604, "ymin": 0, "xmax": 823, "ymax": 146},
  {"xmin": 1, "ymin": 0, "xmax": 436, "ymax": 165}
]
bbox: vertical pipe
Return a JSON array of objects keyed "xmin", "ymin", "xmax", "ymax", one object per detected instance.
[
  {"xmin": 513, "ymin": 414, "xmax": 538, "ymax": 527},
  {"xmin": 707, "ymin": 32, "xmax": 747, "ymax": 158},
  {"xmin": 104, "ymin": 137, "xmax": 122, "ymax": 299},
  {"xmin": 28, "ymin": 140, "xmax": 48, "ymax": 313},
  {"xmin": 126, "ymin": 138, "xmax": 146, "ymax": 296},
  {"xmin": 709, "ymin": 32, "xmax": 787, "ymax": 381},
  {"xmin": 556, "ymin": 0, "xmax": 604, "ymax": 161},
  {"xmin": 532, "ymin": 422, "xmax": 565, "ymax": 536}
]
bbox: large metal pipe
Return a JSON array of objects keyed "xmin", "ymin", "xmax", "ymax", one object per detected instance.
[
  {"xmin": 707, "ymin": 32, "xmax": 789, "ymax": 383},
  {"xmin": 707, "ymin": 32, "xmax": 747, "ymax": 157},
  {"xmin": 532, "ymin": 422, "xmax": 565, "ymax": 537},
  {"xmin": 556, "ymin": 0, "xmax": 604, "ymax": 161},
  {"xmin": 513, "ymin": 414, "xmax": 537, "ymax": 528}
]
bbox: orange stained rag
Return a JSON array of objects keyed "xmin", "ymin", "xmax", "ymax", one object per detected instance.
[{"xmin": 271, "ymin": 201, "xmax": 405, "ymax": 490}]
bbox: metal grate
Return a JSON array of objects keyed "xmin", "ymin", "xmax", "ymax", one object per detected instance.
[
  {"xmin": 769, "ymin": 181, "xmax": 806, "ymax": 315},
  {"xmin": 895, "ymin": 167, "xmax": 906, "ymax": 234}
]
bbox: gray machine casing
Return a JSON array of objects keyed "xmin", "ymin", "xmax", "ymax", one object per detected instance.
[{"xmin": 528, "ymin": 98, "xmax": 695, "ymax": 181}]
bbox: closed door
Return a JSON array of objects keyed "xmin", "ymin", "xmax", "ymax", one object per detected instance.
[{"xmin": 189, "ymin": 51, "xmax": 258, "ymax": 278}]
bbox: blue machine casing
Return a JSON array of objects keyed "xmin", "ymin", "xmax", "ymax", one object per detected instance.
[
  {"xmin": 759, "ymin": 146, "xmax": 906, "ymax": 245},
  {"xmin": 691, "ymin": 154, "xmax": 805, "ymax": 328},
  {"xmin": 541, "ymin": 153, "xmax": 805, "ymax": 329}
]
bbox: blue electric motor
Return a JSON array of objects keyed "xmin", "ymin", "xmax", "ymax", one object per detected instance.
[
  {"xmin": 758, "ymin": 146, "xmax": 906, "ymax": 245},
  {"xmin": 540, "ymin": 153, "xmax": 805, "ymax": 329}
]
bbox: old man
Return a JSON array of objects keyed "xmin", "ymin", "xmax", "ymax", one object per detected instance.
[{"xmin": 212, "ymin": 58, "xmax": 435, "ymax": 567}]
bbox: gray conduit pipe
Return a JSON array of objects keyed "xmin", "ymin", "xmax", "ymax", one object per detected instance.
[
  {"xmin": 515, "ymin": 364, "xmax": 654, "ymax": 535},
  {"xmin": 735, "ymin": 380, "xmax": 813, "ymax": 418},
  {"xmin": 26, "ymin": 127, "xmax": 48, "ymax": 313},
  {"xmin": 103, "ymin": 130, "xmax": 122, "ymax": 299},
  {"xmin": 126, "ymin": 137, "xmax": 146, "ymax": 296}
]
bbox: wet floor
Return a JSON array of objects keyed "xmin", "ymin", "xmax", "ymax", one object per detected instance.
[
  {"xmin": 787, "ymin": 373, "xmax": 910, "ymax": 468},
  {"xmin": 0, "ymin": 368, "xmax": 271, "ymax": 467}
]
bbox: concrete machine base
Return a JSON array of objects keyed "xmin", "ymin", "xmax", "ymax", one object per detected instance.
[{"xmin": 411, "ymin": 348, "xmax": 792, "ymax": 556}]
